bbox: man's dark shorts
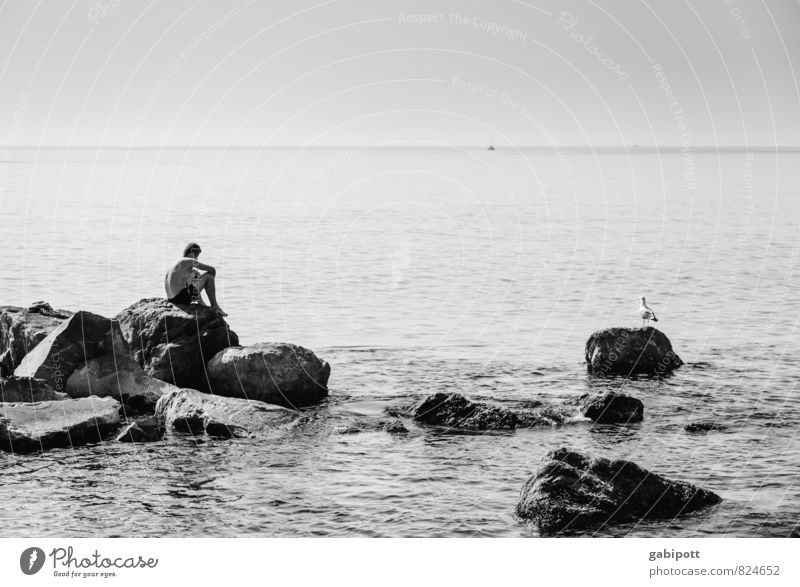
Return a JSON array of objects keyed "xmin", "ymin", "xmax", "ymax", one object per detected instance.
[{"xmin": 168, "ymin": 285, "xmax": 198, "ymax": 305}]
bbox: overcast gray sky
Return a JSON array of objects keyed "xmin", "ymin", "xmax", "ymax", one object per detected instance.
[{"xmin": 1, "ymin": 0, "xmax": 798, "ymax": 147}]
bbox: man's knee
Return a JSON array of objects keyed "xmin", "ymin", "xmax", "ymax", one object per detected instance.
[{"xmin": 194, "ymin": 272, "xmax": 212, "ymax": 289}]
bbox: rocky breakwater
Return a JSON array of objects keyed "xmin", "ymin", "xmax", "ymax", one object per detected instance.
[
  {"xmin": 585, "ymin": 326, "xmax": 683, "ymax": 377},
  {"xmin": 207, "ymin": 342, "xmax": 330, "ymax": 408},
  {"xmin": 516, "ymin": 448, "xmax": 721, "ymax": 535},
  {"xmin": 0, "ymin": 302, "xmax": 72, "ymax": 376},
  {"xmin": 115, "ymin": 298, "xmax": 239, "ymax": 391}
]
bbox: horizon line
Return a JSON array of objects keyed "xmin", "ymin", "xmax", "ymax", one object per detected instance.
[{"xmin": 5, "ymin": 144, "xmax": 800, "ymax": 152}]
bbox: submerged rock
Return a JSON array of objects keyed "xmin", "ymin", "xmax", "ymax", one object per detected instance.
[
  {"xmin": 382, "ymin": 419, "xmax": 409, "ymax": 434},
  {"xmin": 394, "ymin": 393, "xmax": 618, "ymax": 431},
  {"xmin": 517, "ymin": 405, "xmax": 574, "ymax": 427},
  {"xmin": 0, "ymin": 303, "xmax": 71, "ymax": 376},
  {"xmin": 578, "ymin": 392, "xmax": 644, "ymax": 423},
  {"xmin": 585, "ymin": 327, "xmax": 683, "ymax": 377},
  {"xmin": 207, "ymin": 342, "xmax": 330, "ymax": 408},
  {"xmin": 333, "ymin": 418, "xmax": 409, "ymax": 435},
  {"xmin": 516, "ymin": 448, "xmax": 721, "ymax": 536},
  {"xmin": 115, "ymin": 298, "xmax": 239, "ymax": 390},
  {"xmin": 0, "ymin": 397, "xmax": 121, "ymax": 453},
  {"xmin": 66, "ymin": 354, "xmax": 179, "ymax": 413},
  {"xmin": 0, "ymin": 376, "xmax": 63, "ymax": 403},
  {"xmin": 154, "ymin": 388, "xmax": 300, "ymax": 438},
  {"xmin": 14, "ymin": 311, "xmax": 128, "ymax": 391},
  {"xmin": 115, "ymin": 416, "xmax": 164, "ymax": 443},
  {"xmin": 685, "ymin": 421, "xmax": 728, "ymax": 434},
  {"xmin": 410, "ymin": 393, "xmax": 520, "ymax": 430}
]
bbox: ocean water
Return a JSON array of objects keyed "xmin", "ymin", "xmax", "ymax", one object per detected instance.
[{"xmin": 0, "ymin": 147, "xmax": 798, "ymax": 537}]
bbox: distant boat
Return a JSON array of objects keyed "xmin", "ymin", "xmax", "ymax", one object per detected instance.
[{"xmin": 488, "ymin": 143, "xmax": 495, "ymax": 151}]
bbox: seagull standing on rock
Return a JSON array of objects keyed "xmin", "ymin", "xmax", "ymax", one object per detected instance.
[{"xmin": 639, "ymin": 296, "xmax": 658, "ymax": 327}]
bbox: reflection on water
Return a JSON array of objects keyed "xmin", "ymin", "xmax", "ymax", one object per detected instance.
[{"xmin": 1, "ymin": 149, "xmax": 798, "ymax": 537}]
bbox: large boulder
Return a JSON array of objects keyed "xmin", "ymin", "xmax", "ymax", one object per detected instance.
[
  {"xmin": 1, "ymin": 376, "xmax": 64, "ymax": 403},
  {"xmin": 207, "ymin": 343, "xmax": 329, "ymax": 408},
  {"xmin": 65, "ymin": 354, "xmax": 179, "ymax": 413},
  {"xmin": 14, "ymin": 311, "xmax": 128, "ymax": 390},
  {"xmin": 154, "ymin": 388, "xmax": 300, "ymax": 438},
  {"xmin": 115, "ymin": 298, "xmax": 239, "ymax": 390},
  {"xmin": 585, "ymin": 327, "xmax": 683, "ymax": 376},
  {"xmin": 0, "ymin": 397, "xmax": 121, "ymax": 453},
  {"xmin": 516, "ymin": 448, "xmax": 722, "ymax": 536},
  {"xmin": 0, "ymin": 302, "xmax": 72, "ymax": 376}
]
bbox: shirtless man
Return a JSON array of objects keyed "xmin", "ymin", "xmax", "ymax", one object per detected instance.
[{"xmin": 164, "ymin": 243, "xmax": 227, "ymax": 316}]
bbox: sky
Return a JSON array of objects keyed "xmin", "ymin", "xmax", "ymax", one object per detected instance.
[{"xmin": 1, "ymin": 0, "xmax": 799, "ymax": 147}]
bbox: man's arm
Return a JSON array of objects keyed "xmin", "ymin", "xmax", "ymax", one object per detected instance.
[{"xmin": 189, "ymin": 259, "xmax": 217, "ymax": 276}]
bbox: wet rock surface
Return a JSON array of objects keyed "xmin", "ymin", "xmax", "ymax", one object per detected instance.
[
  {"xmin": 115, "ymin": 416, "xmax": 164, "ymax": 443},
  {"xmin": 685, "ymin": 421, "xmax": 729, "ymax": 434},
  {"xmin": 516, "ymin": 448, "xmax": 722, "ymax": 536},
  {"xmin": 407, "ymin": 392, "xmax": 521, "ymax": 430},
  {"xmin": 577, "ymin": 392, "xmax": 644, "ymax": 423},
  {"xmin": 585, "ymin": 327, "xmax": 683, "ymax": 377},
  {"xmin": 392, "ymin": 392, "xmax": 644, "ymax": 431},
  {"xmin": 333, "ymin": 418, "xmax": 409, "ymax": 435}
]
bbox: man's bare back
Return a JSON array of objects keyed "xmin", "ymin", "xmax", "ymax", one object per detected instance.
[{"xmin": 164, "ymin": 243, "xmax": 226, "ymax": 316}]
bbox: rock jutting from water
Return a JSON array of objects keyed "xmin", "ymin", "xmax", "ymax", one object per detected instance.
[
  {"xmin": 392, "ymin": 391, "xmax": 645, "ymax": 431},
  {"xmin": 0, "ymin": 302, "xmax": 72, "ymax": 376},
  {"xmin": 585, "ymin": 326, "xmax": 683, "ymax": 377},
  {"xmin": 0, "ymin": 397, "xmax": 121, "ymax": 453},
  {"xmin": 14, "ymin": 310, "xmax": 129, "ymax": 391},
  {"xmin": 207, "ymin": 342, "xmax": 330, "ymax": 408},
  {"xmin": 408, "ymin": 392, "xmax": 523, "ymax": 430},
  {"xmin": 115, "ymin": 298, "xmax": 239, "ymax": 391},
  {"xmin": 577, "ymin": 392, "xmax": 644, "ymax": 423},
  {"xmin": 154, "ymin": 388, "xmax": 301, "ymax": 438},
  {"xmin": 515, "ymin": 448, "xmax": 721, "ymax": 536}
]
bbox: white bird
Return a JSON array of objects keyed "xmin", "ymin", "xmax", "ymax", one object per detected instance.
[{"xmin": 639, "ymin": 296, "xmax": 659, "ymax": 327}]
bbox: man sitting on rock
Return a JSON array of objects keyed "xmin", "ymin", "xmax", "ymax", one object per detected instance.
[{"xmin": 164, "ymin": 242, "xmax": 227, "ymax": 316}]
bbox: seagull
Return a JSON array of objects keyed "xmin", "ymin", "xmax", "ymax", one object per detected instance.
[{"xmin": 639, "ymin": 296, "xmax": 659, "ymax": 327}]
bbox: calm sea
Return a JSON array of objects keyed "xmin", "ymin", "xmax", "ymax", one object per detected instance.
[{"xmin": 1, "ymin": 147, "xmax": 798, "ymax": 537}]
